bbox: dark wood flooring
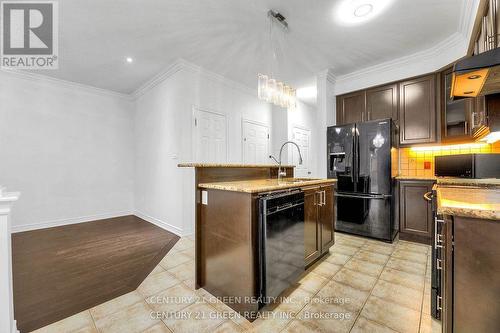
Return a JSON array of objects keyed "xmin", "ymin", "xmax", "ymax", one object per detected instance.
[{"xmin": 12, "ymin": 215, "xmax": 179, "ymax": 333}]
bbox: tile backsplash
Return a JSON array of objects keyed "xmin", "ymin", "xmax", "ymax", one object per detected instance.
[{"xmin": 398, "ymin": 142, "xmax": 500, "ymax": 178}]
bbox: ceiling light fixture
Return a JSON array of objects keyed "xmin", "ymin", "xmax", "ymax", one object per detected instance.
[
  {"xmin": 354, "ymin": 4, "xmax": 373, "ymax": 17},
  {"xmin": 126, "ymin": 57, "xmax": 133, "ymax": 63},
  {"xmin": 257, "ymin": 10, "xmax": 297, "ymax": 110},
  {"xmin": 336, "ymin": 0, "xmax": 393, "ymax": 26}
]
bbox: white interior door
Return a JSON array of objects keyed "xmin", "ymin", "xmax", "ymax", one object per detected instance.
[
  {"xmin": 292, "ymin": 127, "xmax": 311, "ymax": 178},
  {"xmin": 194, "ymin": 108, "xmax": 227, "ymax": 163},
  {"xmin": 242, "ymin": 121, "xmax": 270, "ymax": 164}
]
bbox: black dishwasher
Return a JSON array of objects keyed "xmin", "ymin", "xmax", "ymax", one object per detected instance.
[{"xmin": 258, "ymin": 190, "xmax": 305, "ymax": 308}]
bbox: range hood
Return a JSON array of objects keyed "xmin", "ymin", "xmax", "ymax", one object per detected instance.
[{"xmin": 451, "ymin": 48, "xmax": 500, "ymax": 98}]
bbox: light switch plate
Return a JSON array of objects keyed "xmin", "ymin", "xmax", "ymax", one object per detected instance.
[{"xmin": 201, "ymin": 191, "xmax": 208, "ymax": 205}]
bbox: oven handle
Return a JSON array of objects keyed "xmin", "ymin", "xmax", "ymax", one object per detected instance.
[{"xmin": 335, "ymin": 192, "xmax": 391, "ymax": 200}]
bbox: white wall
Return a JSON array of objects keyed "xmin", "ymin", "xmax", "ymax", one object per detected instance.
[
  {"xmin": 0, "ymin": 71, "xmax": 135, "ymax": 232},
  {"xmin": 134, "ymin": 64, "xmax": 273, "ymax": 235}
]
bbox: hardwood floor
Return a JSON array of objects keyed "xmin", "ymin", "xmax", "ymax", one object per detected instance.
[{"xmin": 11, "ymin": 215, "xmax": 179, "ymax": 333}]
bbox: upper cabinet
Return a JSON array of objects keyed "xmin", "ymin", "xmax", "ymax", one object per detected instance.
[
  {"xmin": 440, "ymin": 68, "xmax": 473, "ymax": 142},
  {"xmin": 366, "ymin": 84, "xmax": 398, "ymax": 121},
  {"xmin": 399, "ymin": 75, "xmax": 437, "ymax": 145},
  {"xmin": 336, "ymin": 91, "xmax": 365, "ymax": 124}
]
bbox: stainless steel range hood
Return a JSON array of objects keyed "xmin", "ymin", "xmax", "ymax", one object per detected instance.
[{"xmin": 451, "ymin": 48, "xmax": 500, "ymax": 98}]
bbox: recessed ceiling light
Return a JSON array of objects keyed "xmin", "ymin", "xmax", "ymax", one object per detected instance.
[
  {"xmin": 336, "ymin": 0, "xmax": 393, "ymax": 26},
  {"xmin": 354, "ymin": 4, "xmax": 373, "ymax": 17},
  {"xmin": 126, "ymin": 57, "xmax": 133, "ymax": 63}
]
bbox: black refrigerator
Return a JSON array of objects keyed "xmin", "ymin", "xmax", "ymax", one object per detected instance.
[{"xmin": 327, "ymin": 119, "xmax": 398, "ymax": 242}]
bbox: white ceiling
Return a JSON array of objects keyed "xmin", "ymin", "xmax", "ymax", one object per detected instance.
[{"xmin": 34, "ymin": 0, "xmax": 467, "ymax": 95}]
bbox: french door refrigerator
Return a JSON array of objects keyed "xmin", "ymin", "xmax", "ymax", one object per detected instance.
[{"xmin": 327, "ymin": 119, "xmax": 398, "ymax": 241}]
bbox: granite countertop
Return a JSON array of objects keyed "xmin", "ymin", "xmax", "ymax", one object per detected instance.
[
  {"xmin": 178, "ymin": 163, "xmax": 294, "ymax": 168},
  {"xmin": 198, "ymin": 178, "xmax": 337, "ymax": 193},
  {"xmin": 436, "ymin": 186, "xmax": 500, "ymax": 220},
  {"xmin": 436, "ymin": 178, "xmax": 500, "ymax": 187}
]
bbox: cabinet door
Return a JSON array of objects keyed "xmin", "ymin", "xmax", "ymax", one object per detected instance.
[
  {"xmin": 337, "ymin": 91, "xmax": 366, "ymax": 124},
  {"xmin": 366, "ymin": 84, "xmax": 398, "ymax": 121},
  {"xmin": 319, "ymin": 185, "xmax": 335, "ymax": 252},
  {"xmin": 441, "ymin": 68, "xmax": 473, "ymax": 142},
  {"xmin": 304, "ymin": 187, "xmax": 320, "ymax": 266},
  {"xmin": 399, "ymin": 180, "xmax": 434, "ymax": 243},
  {"xmin": 399, "ymin": 75, "xmax": 437, "ymax": 145}
]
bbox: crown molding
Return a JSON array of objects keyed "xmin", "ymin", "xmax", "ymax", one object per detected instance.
[
  {"xmin": 132, "ymin": 58, "xmax": 257, "ymax": 100},
  {"xmin": 458, "ymin": 0, "xmax": 481, "ymax": 39},
  {"xmin": 0, "ymin": 69, "xmax": 132, "ymax": 101},
  {"xmin": 334, "ymin": 32, "xmax": 467, "ymax": 94}
]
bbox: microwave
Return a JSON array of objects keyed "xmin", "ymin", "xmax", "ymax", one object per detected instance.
[{"xmin": 435, "ymin": 154, "xmax": 500, "ymax": 178}]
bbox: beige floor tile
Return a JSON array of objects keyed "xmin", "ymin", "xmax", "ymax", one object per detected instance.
[
  {"xmin": 324, "ymin": 252, "xmax": 352, "ymax": 266},
  {"xmin": 316, "ymin": 280, "xmax": 370, "ymax": 312},
  {"xmin": 160, "ymin": 252, "xmax": 192, "ymax": 270},
  {"xmin": 379, "ymin": 267, "xmax": 425, "ymax": 291},
  {"xmin": 212, "ymin": 320, "xmax": 245, "ymax": 333},
  {"xmin": 361, "ymin": 296, "xmax": 421, "ymax": 333},
  {"xmin": 281, "ymin": 319, "xmax": 321, "ymax": 332},
  {"xmin": 168, "ymin": 261, "xmax": 195, "ymax": 282},
  {"xmin": 298, "ymin": 271, "xmax": 329, "ymax": 293},
  {"xmin": 386, "ymin": 257, "xmax": 426, "ymax": 275},
  {"xmin": 419, "ymin": 314, "xmax": 442, "ymax": 333},
  {"xmin": 33, "ymin": 311, "xmax": 96, "ymax": 333},
  {"xmin": 250, "ymin": 314, "xmax": 293, "ymax": 333},
  {"xmin": 310, "ymin": 260, "xmax": 342, "ymax": 279},
  {"xmin": 298, "ymin": 302, "xmax": 357, "ymax": 333},
  {"xmin": 163, "ymin": 302, "xmax": 225, "ymax": 333},
  {"xmin": 138, "ymin": 271, "xmax": 181, "ymax": 297},
  {"xmin": 90, "ymin": 291, "xmax": 143, "ymax": 321},
  {"xmin": 180, "ymin": 247, "xmax": 195, "ymax": 258},
  {"xmin": 146, "ymin": 283, "xmax": 200, "ymax": 313},
  {"xmin": 335, "ymin": 236, "xmax": 366, "ymax": 248},
  {"xmin": 354, "ymin": 250, "xmax": 390, "ymax": 265},
  {"xmin": 330, "ymin": 244, "xmax": 360, "ymax": 256},
  {"xmin": 197, "ymin": 289, "xmax": 250, "ymax": 328},
  {"xmin": 94, "ymin": 301, "xmax": 159, "ymax": 333},
  {"xmin": 391, "ymin": 249, "xmax": 428, "ymax": 264},
  {"xmin": 271, "ymin": 286, "xmax": 314, "ymax": 314},
  {"xmin": 343, "ymin": 258, "xmax": 385, "ymax": 277},
  {"xmin": 149, "ymin": 265, "xmax": 166, "ymax": 276},
  {"xmin": 362, "ymin": 243, "xmax": 395, "ymax": 256},
  {"xmin": 171, "ymin": 238, "xmax": 194, "ymax": 252},
  {"xmin": 398, "ymin": 241, "xmax": 430, "ymax": 254},
  {"xmin": 371, "ymin": 280, "xmax": 423, "ymax": 311},
  {"xmin": 333, "ymin": 268, "xmax": 378, "ymax": 292},
  {"xmin": 142, "ymin": 322, "xmax": 172, "ymax": 332},
  {"xmin": 351, "ymin": 316, "xmax": 398, "ymax": 333},
  {"xmin": 422, "ymin": 296, "xmax": 431, "ymax": 315}
]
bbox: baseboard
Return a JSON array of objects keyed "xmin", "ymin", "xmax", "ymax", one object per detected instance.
[
  {"xmin": 134, "ymin": 210, "xmax": 184, "ymax": 237},
  {"xmin": 12, "ymin": 320, "xmax": 19, "ymax": 333},
  {"xmin": 11, "ymin": 211, "xmax": 134, "ymax": 233}
]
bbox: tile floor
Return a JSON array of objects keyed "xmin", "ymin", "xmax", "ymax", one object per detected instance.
[{"xmin": 32, "ymin": 233, "xmax": 442, "ymax": 333}]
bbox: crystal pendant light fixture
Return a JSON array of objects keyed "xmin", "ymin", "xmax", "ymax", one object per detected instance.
[{"xmin": 257, "ymin": 10, "xmax": 297, "ymax": 110}]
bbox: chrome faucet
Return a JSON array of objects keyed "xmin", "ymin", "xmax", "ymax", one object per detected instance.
[{"xmin": 270, "ymin": 141, "xmax": 303, "ymax": 181}]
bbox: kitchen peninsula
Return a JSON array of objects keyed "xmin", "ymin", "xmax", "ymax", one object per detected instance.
[{"xmin": 178, "ymin": 163, "xmax": 336, "ymax": 317}]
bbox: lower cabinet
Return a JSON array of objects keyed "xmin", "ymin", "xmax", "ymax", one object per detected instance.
[
  {"xmin": 304, "ymin": 184, "xmax": 335, "ymax": 266},
  {"xmin": 442, "ymin": 215, "xmax": 500, "ymax": 333},
  {"xmin": 398, "ymin": 180, "xmax": 435, "ymax": 244}
]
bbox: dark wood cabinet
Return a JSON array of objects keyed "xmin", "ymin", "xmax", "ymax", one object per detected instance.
[
  {"xmin": 398, "ymin": 180, "xmax": 434, "ymax": 244},
  {"xmin": 399, "ymin": 75, "xmax": 437, "ymax": 145},
  {"xmin": 304, "ymin": 184, "xmax": 335, "ymax": 266},
  {"xmin": 442, "ymin": 215, "xmax": 500, "ymax": 333},
  {"xmin": 441, "ymin": 68, "xmax": 473, "ymax": 142},
  {"xmin": 319, "ymin": 185, "xmax": 335, "ymax": 251},
  {"xmin": 337, "ymin": 91, "xmax": 366, "ymax": 124},
  {"xmin": 304, "ymin": 187, "xmax": 320, "ymax": 265},
  {"xmin": 366, "ymin": 83, "xmax": 398, "ymax": 121}
]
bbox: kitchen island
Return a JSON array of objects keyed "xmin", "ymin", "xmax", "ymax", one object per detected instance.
[
  {"xmin": 434, "ymin": 183, "xmax": 500, "ymax": 333},
  {"xmin": 178, "ymin": 163, "xmax": 336, "ymax": 317}
]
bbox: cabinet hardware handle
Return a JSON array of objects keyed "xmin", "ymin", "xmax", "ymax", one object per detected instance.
[
  {"xmin": 471, "ymin": 112, "xmax": 476, "ymax": 127},
  {"xmin": 437, "ymin": 296, "xmax": 442, "ymax": 311},
  {"xmin": 437, "ymin": 258, "xmax": 442, "ymax": 270},
  {"xmin": 423, "ymin": 191, "xmax": 432, "ymax": 202},
  {"xmin": 465, "ymin": 121, "xmax": 468, "ymax": 134},
  {"xmin": 435, "ymin": 218, "xmax": 445, "ymax": 249}
]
